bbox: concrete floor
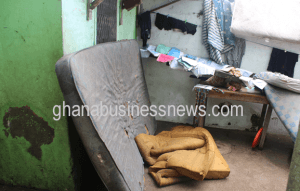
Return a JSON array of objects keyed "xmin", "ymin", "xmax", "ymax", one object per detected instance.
[
  {"xmin": 1, "ymin": 121, "xmax": 294, "ymax": 191},
  {"xmin": 144, "ymin": 121, "xmax": 294, "ymax": 191}
]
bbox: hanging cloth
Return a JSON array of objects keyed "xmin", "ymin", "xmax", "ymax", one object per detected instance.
[
  {"xmin": 138, "ymin": 11, "xmax": 151, "ymax": 47},
  {"xmin": 267, "ymin": 48, "xmax": 299, "ymax": 78}
]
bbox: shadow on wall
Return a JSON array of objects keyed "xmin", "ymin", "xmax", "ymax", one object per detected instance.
[{"xmin": 67, "ymin": 110, "xmax": 108, "ymax": 191}]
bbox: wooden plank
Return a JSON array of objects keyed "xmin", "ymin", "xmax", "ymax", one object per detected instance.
[
  {"xmin": 259, "ymin": 104, "xmax": 273, "ymax": 149},
  {"xmin": 287, "ymin": 122, "xmax": 300, "ymax": 190},
  {"xmin": 119, "ymin": 0, "xmax": 123, "ymax": 25},
  {"xmin": 208, "ymin": 90, "xmax": 269, "ymax": 104},
  {"xmin": 90, "ymin": 0, "xmax": 104, "ymax": 10},
  {"xmin": 148, "ymin": 0, "xmax": 181, "ymax": 12},
  {"xmin": 197, "ymin": 93, "xmax": 207, "ymax": 128}
]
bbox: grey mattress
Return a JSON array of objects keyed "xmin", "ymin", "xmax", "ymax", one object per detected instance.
[{"xmin": 55, "ymin": 40, "xmax": 157, "ymax": 191}]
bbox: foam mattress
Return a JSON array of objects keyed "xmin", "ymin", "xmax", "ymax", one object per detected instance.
[
  {"xmin": 55, "ymin": 40, "xmax": 157, "ymax": 191},
  {"xmin": 231, "ymin": 0, "xmax": 300, "ymax": 53}
]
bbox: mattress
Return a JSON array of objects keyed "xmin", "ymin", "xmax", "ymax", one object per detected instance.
[
  {"xmin": 55, "ymin": 40, "xmax": 157, "ymax": 191},
  {"xmin": 231, "ymin": 0, "xmax": 300, "ymax": 54}
]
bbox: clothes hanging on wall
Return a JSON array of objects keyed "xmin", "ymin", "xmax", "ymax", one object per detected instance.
[
  {"xmin": 267, "ymin": 48, "xmax": 299, "ymax": 78},
  {"xmin": 154, "ymin": 13, "xmax": 197, "ymax": 35},
  {"xmin": 202, "ymin": 0, "xmax": 233, "ymax": 65},
  {"xmin": 213, "ymin": 0, "xmax": 235, "ymax": 46},
  {"xmin": 138, "ymin": 11, "xmax": 151, "ymax": 47},
  {"xmin": 224, "ymin": 37, "xmax": 246, "ymax": 68}
]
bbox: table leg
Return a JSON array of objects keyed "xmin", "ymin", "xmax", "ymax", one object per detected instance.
[
  {"xmin": 193, "ymin": 91, "xmax": 198, "ymax": 127},
  {"xmin": 259, "ymin": 104, "xmax": 273, "ymax": 150},
  {"xmin": 197, "ymin": 94, "xmax": 207, "ymax": 128},
  {"xmin": 259, "ymin": 104, "xmax": 268, "ymax": 128}
]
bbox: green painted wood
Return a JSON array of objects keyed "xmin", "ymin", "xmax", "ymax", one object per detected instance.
[{"xmin": 287, "ymin": 123, "xmax": 300, "ymax": 191}]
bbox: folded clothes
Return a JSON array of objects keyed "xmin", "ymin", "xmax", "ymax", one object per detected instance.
[
  {"xmin": 169, "ymin": 58, "xmax": 185, "ymax": 71},
  {"xmin": 156, "ymin": 44, "xmax": 172, "ymax": 54},
  {"xmin": 147, "ymin": 45, "xmax": 161, "ymax": 57},
  {"xmin": 178, "ymin": 58, "xmax": 194, "ymax": 71},
  {"xmin": 135, "ymin": 126, "xmax": 230, "ymax": 186},
  {"xmin": 197, "ymin": 58, "xmax": 228, "ymax": 70},
  {"xmin": 157, "ymin": 54, "xmax": 175, "ymax": 63},
  {"xmin": 168, "ymin": 47, "xmax": 181, "ymax": 58},
  {"xmin": 182, "ymin": 57, "xmax": 198, "ymax": 66},
  {"xmin": 184, "ymin": 54, "xmax": 198, "ymax": 60}
]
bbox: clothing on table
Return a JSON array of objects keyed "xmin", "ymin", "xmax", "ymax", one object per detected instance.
[
  {"xmin": 267, "ymin": 48, "xmax": 299, "ymax": 78},
  {"xmin": 202, "ymin": 0, "xmax": 234, "ymax": 65},
  {"xmin": 156, "ymin": 44, "xmax": 171, "ymax": 54},
  {"xmin": 138, "ymin": 11, "xmax": 151, "ymax": 47},
  {"xmin": 224, "ymin": 37, "xmax": 246, "ymax": 68},
  {"xmin": 155, "ymin": 13, "xmax": 197, "ymax": 35},
  {"xmin": 157, "ymin": 54, "xmax": 175, "ymax": 63}
]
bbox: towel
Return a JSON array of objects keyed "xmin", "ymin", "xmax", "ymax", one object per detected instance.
[
  {"xmin": 135, "ymin": 126, "xmax": 230, "ymax": 186},
  {"xmin": 157, "ymin": 54, "xmax": 175, "ymax": 63},
  {"xmin": 168, "ymin": 47, "xmax": 181, "ymax": 58},
  {"xmin": 156, "ymin": 44, "xmax": 172, "ymax": 54}
]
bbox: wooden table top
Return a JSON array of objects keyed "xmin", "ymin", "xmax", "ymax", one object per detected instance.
[{"xmin": 195, "ymin": 82, "xmax": 269, "ymax": 104}]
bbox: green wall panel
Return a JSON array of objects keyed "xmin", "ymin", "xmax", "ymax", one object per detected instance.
[
  {"xmin": 117, "ymin": 0, "xmax": 137, "ymax": 41},
  {"xmin": 0, "ymin": 0, "xmax": 74, "ymax": 190}
]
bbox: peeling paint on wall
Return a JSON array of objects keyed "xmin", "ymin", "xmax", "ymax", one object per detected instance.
[{"xmin": 3, "ymin": 106, "xmax": 54, "ymax": 160}]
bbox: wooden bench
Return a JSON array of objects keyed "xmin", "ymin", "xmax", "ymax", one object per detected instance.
[{"xmin": 193, "ymin": 85, "xmax": 272, "ymax": 149}]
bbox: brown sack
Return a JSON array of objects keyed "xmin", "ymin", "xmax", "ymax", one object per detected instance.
[{"xmin": 135, "ymin": 126, "xmax": 230, "ymax": 186}]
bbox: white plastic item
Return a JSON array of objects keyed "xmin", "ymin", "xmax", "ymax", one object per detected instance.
[
  {"xmin": 169, "ymin": 58, "xmax": 185, "ymax": 70},
  {"xmin": 140, "ymin": 49, "xmax": 150, "ymax": 58}
]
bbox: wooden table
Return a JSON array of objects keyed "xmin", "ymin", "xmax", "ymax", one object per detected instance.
[{"xmin": 194, "ymin": 85, "xmax": 273, "ymax": 149}]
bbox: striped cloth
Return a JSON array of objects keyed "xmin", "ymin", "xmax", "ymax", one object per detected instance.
[{"xmin": 202, "ymin": 0, "xmax": 234, "ymax": 65}]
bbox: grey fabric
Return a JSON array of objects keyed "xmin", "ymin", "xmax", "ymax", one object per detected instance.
[
  {"xmin": 224, "ymin": 37, "xmax": 246, "ymax": 68},
  {"xmin": 55, "ymin": 40, "xmax": 157, "ymax": 191}
]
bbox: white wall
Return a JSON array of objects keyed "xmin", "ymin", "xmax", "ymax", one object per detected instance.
[
  {"xmin": 61, "ymin": 0, "xmax": 97, "ymax": 55},
  {"xmin": 138, "ymin": 0, "xmax": 299, "ymax": 136}
]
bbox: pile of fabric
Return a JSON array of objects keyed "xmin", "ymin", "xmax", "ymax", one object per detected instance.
[
  {"xmin": 144, "ymin": 43, "xmax": 231, "ymax": 78},
  {"xmin": 135, "ymin": 125, "xmax": 230, "ymax": 186}
]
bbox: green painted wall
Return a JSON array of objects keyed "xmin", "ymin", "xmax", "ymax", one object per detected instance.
[
  {"xmin": 117, "ymin": 0, "xmax": 137, "ymax": 41},
  {"xmin": 0, "ymin": 0, "xmax": 74, "ymax": 190}
]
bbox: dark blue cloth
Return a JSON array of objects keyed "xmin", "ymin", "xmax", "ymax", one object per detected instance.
[
  {"xmin": 138, "ymin": 11, "xmax": 151, "ymax": 47},
  {"xmin": 155, "ymin": 13, "xmax": 197, "ymax": 35},
  {"xmin": 267, "ymin": 48, "xmax": 299, "ymax": 78}
]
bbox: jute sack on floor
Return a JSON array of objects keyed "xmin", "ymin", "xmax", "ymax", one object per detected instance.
[{"xmin": 135, "ymin": 126, "xmax": 230, "ymax": 186}]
